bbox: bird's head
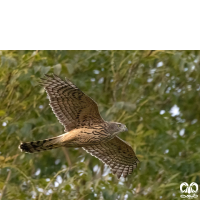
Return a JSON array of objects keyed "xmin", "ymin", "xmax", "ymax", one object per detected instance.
[{"xmin": 107, "ymin": 122, "xmax": 128, "ymax": 135}]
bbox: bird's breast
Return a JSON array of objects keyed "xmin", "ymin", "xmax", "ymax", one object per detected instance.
[{"xmin": 65, "ymin": 127, "xmax": 113, "ymax": 145}]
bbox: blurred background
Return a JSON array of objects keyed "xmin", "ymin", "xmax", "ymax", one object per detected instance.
[{"xmin": 0, "ymin": 50, "xmax": 200, "ymax": 200}]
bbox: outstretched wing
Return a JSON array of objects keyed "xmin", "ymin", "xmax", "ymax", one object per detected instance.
[
  {"xmin": 40, "ymin": 74, "xmax": 104, "ymax": 131},
  {"xmin": 83, "ymin": 136, "xmax": 139, "ymax": 178}
]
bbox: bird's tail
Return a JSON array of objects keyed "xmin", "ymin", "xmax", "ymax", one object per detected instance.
[{"xmin": 19, "ymin": 135, "xmax": 63, "ymax": 153}]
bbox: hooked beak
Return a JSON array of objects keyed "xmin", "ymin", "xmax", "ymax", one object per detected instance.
[{"xmin": 125, "ymin": 127, "xmax": 128, "ymax": 132}]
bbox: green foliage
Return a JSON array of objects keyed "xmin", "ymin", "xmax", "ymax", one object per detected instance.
[{"xmin": 0, "ymin": 50, "xmax": 200, "ymax": 200}]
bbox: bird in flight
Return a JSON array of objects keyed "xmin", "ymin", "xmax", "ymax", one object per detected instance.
[{"xmin": 19, "ymin": 74, "xmax": 139, "ymax": 178}]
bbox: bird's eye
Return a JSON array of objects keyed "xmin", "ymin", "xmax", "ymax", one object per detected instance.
[{"xmin": 118, "ymin": 124, "xmax": 121, "ymax": 127}]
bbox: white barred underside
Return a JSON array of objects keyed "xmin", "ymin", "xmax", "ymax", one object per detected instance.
[{"xmin": 83, "ymin": 136, "xmax": 139, "ymax": 178}]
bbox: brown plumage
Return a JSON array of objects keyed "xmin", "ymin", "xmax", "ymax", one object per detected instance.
[{"xmin": 19, "ymin": 74, "xmax": 139, "ymax": 178}]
